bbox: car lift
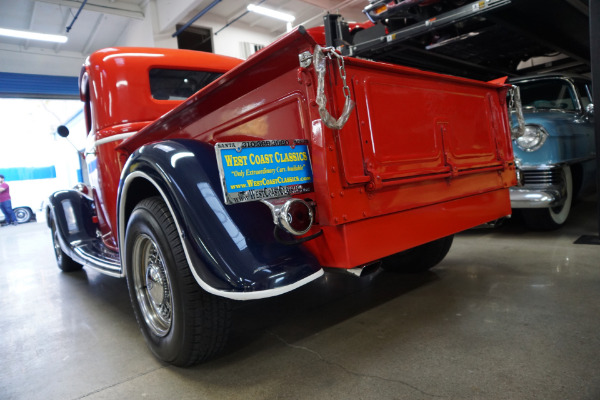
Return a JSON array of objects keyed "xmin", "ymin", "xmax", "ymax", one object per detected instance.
[{"xmin": 324, "ymin": 0, "xmax": 512, "ymax": 57}]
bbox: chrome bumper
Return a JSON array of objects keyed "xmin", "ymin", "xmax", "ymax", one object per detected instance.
[
  {"xmin": 510, "ymin": 165, "xmax": 566, "ymax": 209},
  {"xmin": 510, "ymin": 187, "xmax": 564, "ymax": 209}
]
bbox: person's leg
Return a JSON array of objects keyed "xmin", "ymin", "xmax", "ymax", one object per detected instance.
[
  {"xmin": 1, "ymin": 200, "xmax": 17, "ymax": 224},
  {"xmin": 0, "ymin": 201, "xmax": 10, "ymax": 224}
]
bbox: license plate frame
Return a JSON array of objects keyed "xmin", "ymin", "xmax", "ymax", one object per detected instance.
[{"xmin": 215, "ymin": 139, "xmax": 314, "ymax": 204}]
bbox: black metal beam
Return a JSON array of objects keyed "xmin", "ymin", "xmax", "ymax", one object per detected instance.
[
  {"xmin": 172, "ymin": 0, "xmax": 222, "ymax": 38},
  {"xmin": 591, "ymin": 0, "xmax": 600, "ymax": 239},
  {"xmin": 576, "ymin": 0, "xmax": 600, "ymax": 244},
  {"xmin": 66, "ymin": 0, "xmax": 88, "ymax": 33}
]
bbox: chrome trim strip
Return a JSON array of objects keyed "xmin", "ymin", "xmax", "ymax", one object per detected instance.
[
  {"xmin": 119, "ymin": 170, "xmax": 324, "ymax": 300},
  {"xmin": 516, "ymin": 158, "xmax": 595, "ymax": 170},
  {"xmin": 95, "ymin": 132, "xmax": 137, "ymax": 147},
  {"xmin": 72, "ymin": 246, "xmax": 122, "ymax": 277}
]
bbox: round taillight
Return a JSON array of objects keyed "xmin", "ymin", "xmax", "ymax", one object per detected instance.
[{"xmin": 279, "ymin": 199, "xmax": 313, "ymax": 236}]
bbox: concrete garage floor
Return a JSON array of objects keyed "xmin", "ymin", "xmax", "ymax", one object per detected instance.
[{"xmin": 1, "ymin": 196, "xmax": 599, "ymax": 400}]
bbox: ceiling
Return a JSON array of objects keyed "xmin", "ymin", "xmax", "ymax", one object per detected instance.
[
  {"xmin": 0, "ymin": 0, "xmax": 592, "ymax": 82},
  {"xmin": 0, "ymin": 0, "xmax": 366, "ymax": 56}
]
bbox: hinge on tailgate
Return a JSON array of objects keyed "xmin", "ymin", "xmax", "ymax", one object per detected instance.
[
  {"xmin": 365, "ymin": 160, "xmax": 383, "ymax": 191},
  {"xmin": 439, "ymin": 122, "xmax": 459, "ymax": 178},
  {"xmin": 299, "ymin": 51, "xmax": 312, "ymax": 68}
]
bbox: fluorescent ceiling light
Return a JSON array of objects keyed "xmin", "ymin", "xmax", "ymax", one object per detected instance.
[
  {"xmin": 247, "ymin": 4, "xmax": 295, "ymax": 22},
  {"xmin": 0, "ymin": 28, "xmax": 68, "ymax": 44}
]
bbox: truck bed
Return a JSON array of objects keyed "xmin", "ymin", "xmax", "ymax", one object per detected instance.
[{"xmin": 119, "ymin": 26, "xmax": 516, "ymax": 270}]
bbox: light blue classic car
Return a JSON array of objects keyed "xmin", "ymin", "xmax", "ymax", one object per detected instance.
[{"xmin": 509, "ymin": 74, "xmax": 595, "ymax": 230}]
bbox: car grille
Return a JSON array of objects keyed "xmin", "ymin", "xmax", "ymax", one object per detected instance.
[{"xmin": 522, "ymin": 168, "xmax": 563, "ymax": 186}]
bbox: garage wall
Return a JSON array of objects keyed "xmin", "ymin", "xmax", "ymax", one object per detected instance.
[
  {"xmin": 118, "ymin": 13, "xmax": 156, "ymax": 48},
  {"xmin": 185, "ymin": 15, "xmax": 279, "ymax": 59},
  {"xmin": 121, "ymin": 10, "xmax": 278, "ymax": 59},
  {"xmin": 0, "ymin": 45, "xmax": 85, "ymax": 77}
]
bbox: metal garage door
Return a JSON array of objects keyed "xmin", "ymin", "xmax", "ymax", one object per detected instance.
[{"xmin": 0, "ymin": 72, "xmax": 78, "ymax": 99}]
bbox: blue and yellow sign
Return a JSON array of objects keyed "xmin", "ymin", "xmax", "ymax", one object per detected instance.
[{"xmin": 215, "ymin": 140, "xmax": 314, "ymax": 204}]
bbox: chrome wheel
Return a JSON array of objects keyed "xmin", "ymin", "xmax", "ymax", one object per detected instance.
[
  {"xmin": 14, "ymin": 207, "xmax": 32, "ymax": 223},
  {"xmin": 132, "ymin": 234, "xmax": 173, "ymax": 337}
]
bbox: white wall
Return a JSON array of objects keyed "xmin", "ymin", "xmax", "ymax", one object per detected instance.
[
  {"xmin": 0, "ymin": 44, "xmax": 85, "ymax": 77},
  {"xmin": 117, "ymin": 16, "xmax": 155, "ymax": 48},
  {"xmin": 187, "ymin": 14, "xmax": 279, "ymax": 59},
  {"xmin": 118, "ymin": 7, "xmax": 279, "ymax": 59}
]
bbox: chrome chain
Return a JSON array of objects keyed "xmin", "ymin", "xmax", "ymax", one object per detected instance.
[
  {"xmin": 313, "ymin": 45, "xmax": 355, "ymax": 130},
  {"xmin": 509, "ymin": 85, "xmax": 525, "ymax": 139},
  {"xmin": 334, "ymin": 50, "xmax": 352, "ymax": 101}
]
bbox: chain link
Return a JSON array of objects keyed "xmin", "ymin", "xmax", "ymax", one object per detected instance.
[{"xmin": 331, "ymin": 50, "xmax": 352, "ymax": 102}]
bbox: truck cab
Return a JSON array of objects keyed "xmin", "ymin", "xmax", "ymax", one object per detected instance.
[{"xmin": 79, "ymin": 48, "xmax": 242, "ymax": 252}]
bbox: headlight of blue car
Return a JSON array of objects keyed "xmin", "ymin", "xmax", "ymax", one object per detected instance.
[{"xmin": 515, "ymin": 124, "xmax": 549, "ymax": 152}]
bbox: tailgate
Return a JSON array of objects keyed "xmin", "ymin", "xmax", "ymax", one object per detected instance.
[{"xmin": 334, "ymin": 58, "xmax": 511, "ymax": 189}]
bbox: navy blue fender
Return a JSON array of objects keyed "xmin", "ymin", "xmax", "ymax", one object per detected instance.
[
  {"xmin": 47, "ymin": 189, "xmax": 121, "ymax": 273},
  {"xmin": 117, "ymin": 139, "xmax": 323, "ymax": 300},
  {"xmin": 47, "ymin": 190, "xmax": 96, "ymax": 260}
]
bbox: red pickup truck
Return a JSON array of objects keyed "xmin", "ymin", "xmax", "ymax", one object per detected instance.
[{"xmin": 48, "ymin": 26, "xmax": 517, "ymax": 366}]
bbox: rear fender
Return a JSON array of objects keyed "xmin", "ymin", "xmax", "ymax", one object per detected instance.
[
  {"xmin": 47, "ymin": 190, "xmax": 98, "ymax": 264},
  {"xmin": 118, "ymin": 139, "xmax": 323, "ymax": 300}
]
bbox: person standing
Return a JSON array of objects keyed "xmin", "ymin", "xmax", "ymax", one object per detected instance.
[{"xmin": 0, "ymin": 175, "xmax": 18, "ymax": 226}]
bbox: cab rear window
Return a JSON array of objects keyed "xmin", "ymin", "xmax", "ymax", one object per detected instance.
[{"xmin": 149, "ymin": 68, "xmax": 222, "ymax": 101}]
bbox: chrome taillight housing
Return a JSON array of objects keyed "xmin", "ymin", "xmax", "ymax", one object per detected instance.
[{"xmin": 261, "ymin": 197, "xmax": 314, "ymax": 236}]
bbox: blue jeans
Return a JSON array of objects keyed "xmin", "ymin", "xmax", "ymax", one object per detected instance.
[{"xmin": 0, "ymin": 200, "xmax": 17, "ymax": 224}]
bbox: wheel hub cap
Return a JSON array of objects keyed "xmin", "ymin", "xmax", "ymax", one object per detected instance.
[
  {"xmin": 146, "ymin": 264, "xmax": 165, "ymax": 306},
  {"xmin": 133, "ymin": 235, "xmax": 172, "ymax": 337}
]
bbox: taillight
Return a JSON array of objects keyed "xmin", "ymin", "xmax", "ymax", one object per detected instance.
[{"xmin": 261, "ymin": 197, "xmax": 314, "ymax": 236}]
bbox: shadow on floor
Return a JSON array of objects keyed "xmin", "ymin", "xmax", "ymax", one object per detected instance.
[{"xmin": 223, "ymin": 267, "xmax": 440, "ymax": 361}]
